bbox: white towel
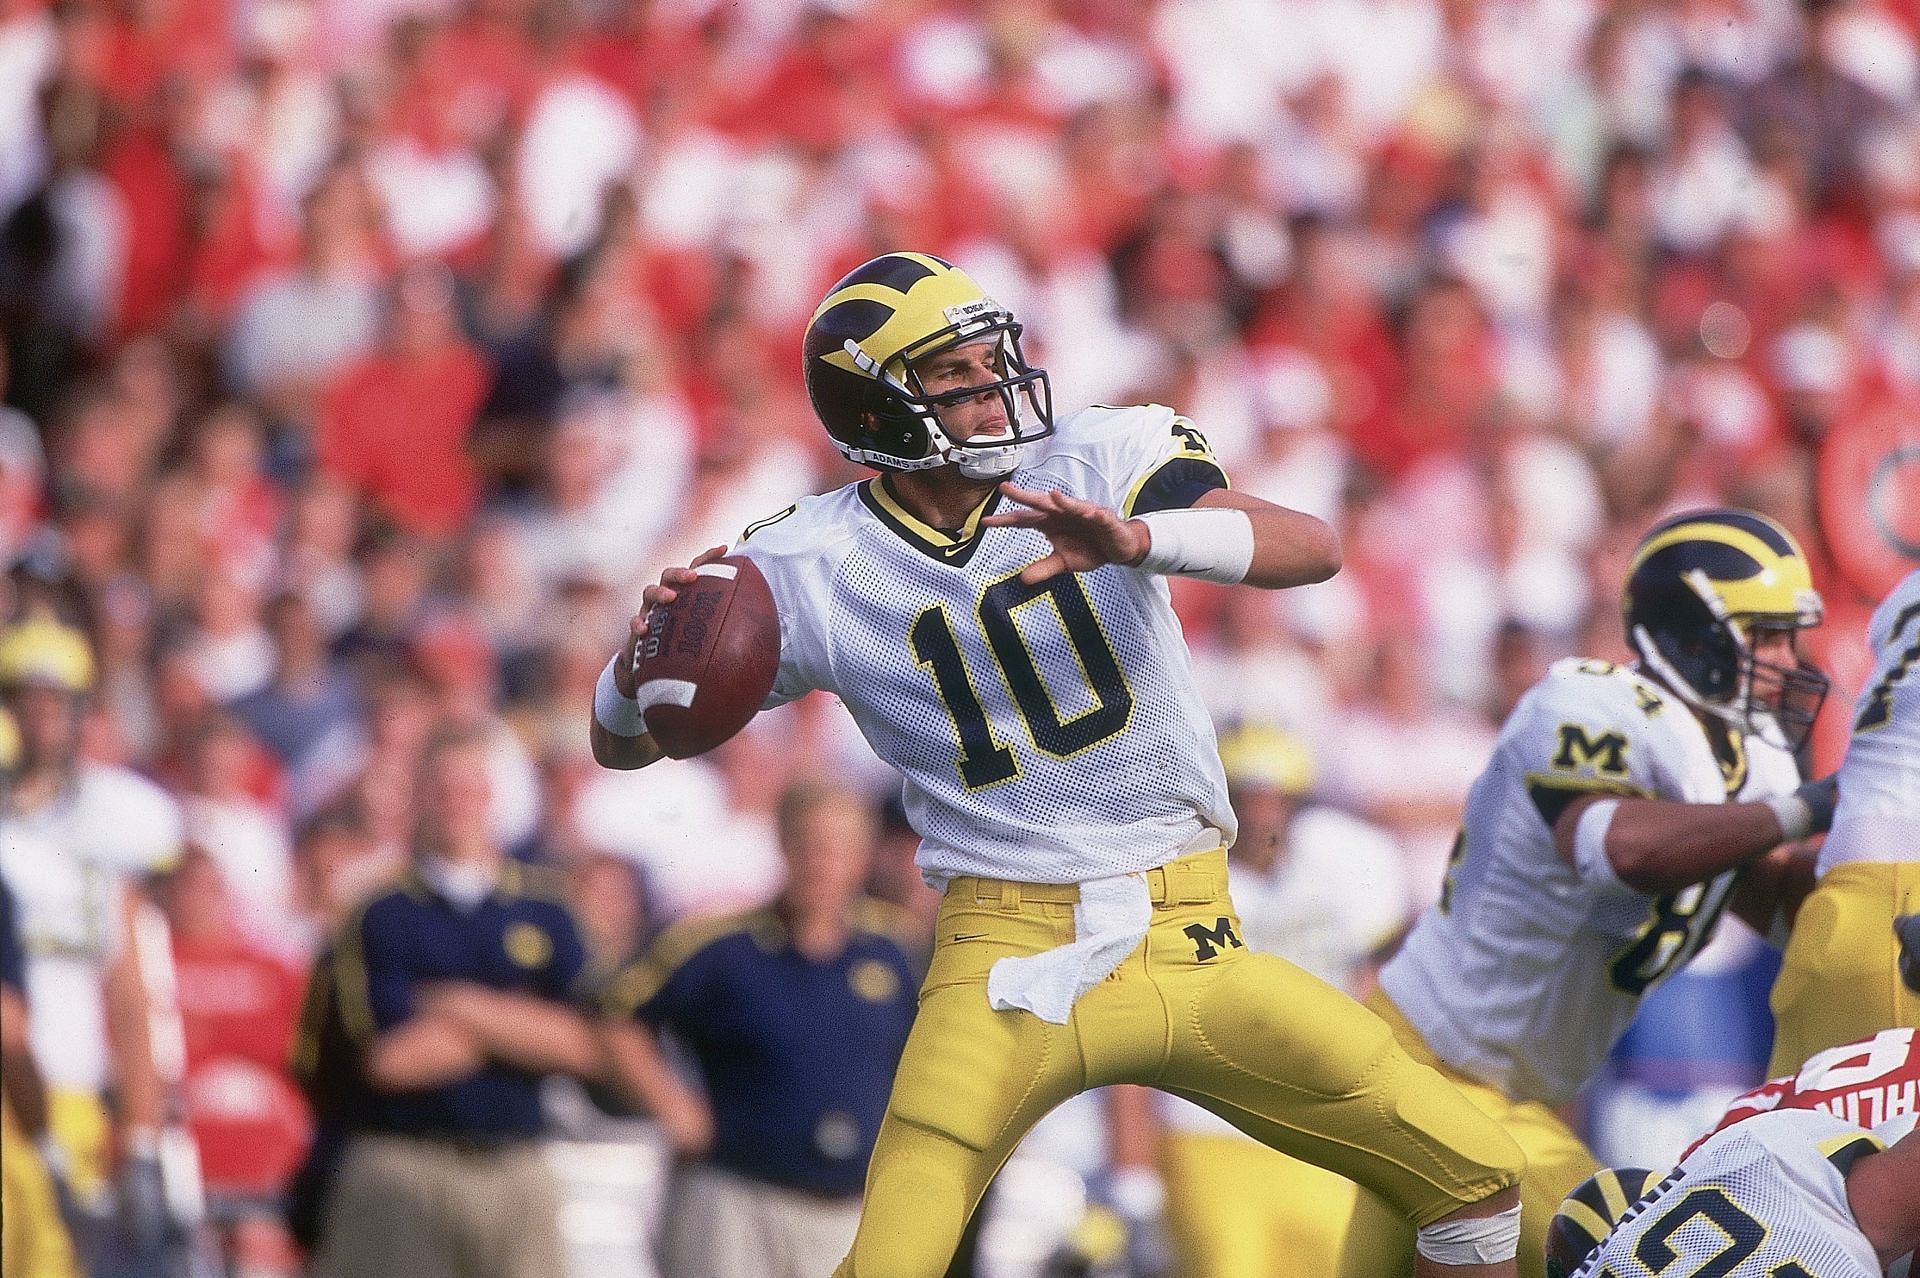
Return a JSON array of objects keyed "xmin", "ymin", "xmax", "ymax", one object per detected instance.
[{"xmin": 985, "ymin": 873, "xmax": 1152, "ymax": 1024}]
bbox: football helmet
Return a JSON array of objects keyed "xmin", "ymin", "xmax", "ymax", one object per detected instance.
[
  {"xmin": 1622, "ymin": 508, "xmax": 1829, "ymax": 751},
  {"xmin": 1544, "ymin": 1166, "xmax": 1662, "ymax": 1278},
  {"xmin": 1216, "ymin": 723, "xmax": 1316, "ymax": 797},
  {"xmin": 803, "ymin": 252, "xmax": 1053, "ymax": 479},
  {"xmin": 0, "ymin": 615, "xmax": 95, "ymax": 695}
]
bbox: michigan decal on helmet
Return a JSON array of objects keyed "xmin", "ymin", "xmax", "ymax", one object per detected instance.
[
  {"xmin": 1622, "ymin": 507, "xmax": 1829, "ymax": 750},
  {"xmin": 802, "ymin": 252, "xmax": 1053, "ymax": 479},
  {"xmin": 1544, "ymin": 1165, "xmax": 1664, "ymax": 1278}
]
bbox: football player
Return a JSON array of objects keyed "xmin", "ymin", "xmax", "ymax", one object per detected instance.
[
  {"xmin": 1363, "ymin": 508, "xmax": 1840, "ymax": 1278},
  {"xmin": 1769, "ymin": 567, "xmax": 1920, "ymax": 1076},
  {"xmin": 1547, "ymin": 951, "xmax": 1920, "ymax": 1278},
  {"xmin": 1548, "ymin": 1109, "xmax": 1918, "ymax": 1278},
  {"xmin": 591, "ymin": 253, "xmax": 1526, "ymax": 1277}
]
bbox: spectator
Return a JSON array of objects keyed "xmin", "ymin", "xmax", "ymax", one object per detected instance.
[
  {"xmin": 159, "ymin": 847, "xmax": 310, "ymax": 1278},
  {"xmin": 305, "ymin": 723, "xmax": 600, "ymax": 1278},
  {"xmin": 230, "ymin": 591, "xmax": 366, "ymax": 817},
  {"xmin": 602, "ymin": 780, "xmax": 923, "ymax": 1278}
]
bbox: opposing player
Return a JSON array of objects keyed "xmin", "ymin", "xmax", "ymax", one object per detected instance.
[
  {"xmin": 1549, "ymin": 962, "xmax": 1920, "ymax": 1277},
  {"xmin": 591, "ymin": 253, "xmax": 1525, "ymax": 1277},
  {"xmin": 1769, "ymin": 567, "xmax": 1920, "ymax": 1076},
  {"xmin": 1366, "ymin": 508, "xmax": 1839, "ymax": 1277},
  {"xmin": 1553, "ymin": 1108, "xmax": 1918, "ymax": 1278}
]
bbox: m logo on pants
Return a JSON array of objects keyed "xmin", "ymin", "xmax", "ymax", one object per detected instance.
[{"xmin": 1184, "ymin": 918, "xmax": 1243, "ymax": 962}]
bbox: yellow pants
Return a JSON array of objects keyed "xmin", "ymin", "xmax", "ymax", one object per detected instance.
[
  {"xmin": 1162, "ymin": 1131, "xmax": 1414, "ymax": 1278},
  {"xmin": 1769, "ymin": 860, "xmax": 1920, "ymax": 1077},
  {"xmin": 834, "ymin": 849, "xmax": 1523, "ymax": 1278},
  {"xmin": 1366, "ymin": 990, "xmax": 1600, "ymax": 1278},
  {"xmin": 1, "ymin": 1097, "xmax": 81, "ymax": 1278}
]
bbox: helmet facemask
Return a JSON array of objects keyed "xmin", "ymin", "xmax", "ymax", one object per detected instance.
[
  {"xmin": 839, "ymin": 314, "xmax": 1053, "ymax": 477},
  {"xmin": 1631, "ymin": 573, "xmax": 1828, "ymax": 751}
]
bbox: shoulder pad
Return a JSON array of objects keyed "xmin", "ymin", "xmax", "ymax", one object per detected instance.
[{"xmin": 734, "ymin": 487, "xmax": 861, "ymax": 555}]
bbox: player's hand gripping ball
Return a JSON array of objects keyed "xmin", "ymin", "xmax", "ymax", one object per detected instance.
[{"xmin": 630, "ymin": 555, "xmax": 779, "ymax": 758}]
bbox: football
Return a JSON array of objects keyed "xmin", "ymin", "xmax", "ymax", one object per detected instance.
[{"xmin": 632, "ymin": 556, "xmax": 780, "ymax": 759}]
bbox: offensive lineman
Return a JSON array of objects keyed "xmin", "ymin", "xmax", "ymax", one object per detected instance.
[
  {"xmin": 1769, "ymin": 567, "xmax": 1920, "ymax": 1076},
  {"xmin": 1364, "ymin": 509, "xmax": 1841, "ymax": 1278},
  {"xmin": 1547, "ymin": 944, "xmax": 1920, "ymax": 1278},
  {"xmin": 591, "ymin": 253, "xmax": 1526, "ymax": 1277}
]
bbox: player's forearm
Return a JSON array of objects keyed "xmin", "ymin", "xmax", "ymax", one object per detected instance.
[
  {"xmin": 364, "ymin": 1016, "xmax": 488, "ymax": 1091},
  {"xmin": 1559, "ymin": 797, "xmax": 1786, "ymax": 893},
  {"xmin": 1191, "ymin": 489, "xmax": 1341, "ymax": 588}
]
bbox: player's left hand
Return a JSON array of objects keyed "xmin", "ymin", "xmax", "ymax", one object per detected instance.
[{"xmin": 982, "ymin": 484, "xmax": 1149, "ymax": 583}]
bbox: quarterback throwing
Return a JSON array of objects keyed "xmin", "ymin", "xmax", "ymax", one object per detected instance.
[{"xmin": 592, "ymin": 253, "xmax": 1526, "ymax": 1278}]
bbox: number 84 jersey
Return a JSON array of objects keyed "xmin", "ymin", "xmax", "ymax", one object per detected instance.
[
  {"xmin": 733, "ymin": 404, "xmax": 1237, "ymax": 886},
  {"xmin": 1379, "ymin": 658, "xmax": 1802, "ymax": 1107}
]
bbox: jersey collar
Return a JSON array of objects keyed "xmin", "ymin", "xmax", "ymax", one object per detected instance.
[{"xmin": 858, "ymin": 474, "xmax": 1002, "ymax": 567}]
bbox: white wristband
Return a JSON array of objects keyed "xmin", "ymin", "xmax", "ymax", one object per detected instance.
[
  {"xmin": 594, "ymin": 654, "xmax": 649, "ymax": 737},
  {"xmin": 1764, "ymin": 792, "xmax": 1812, "ymax": 843},
  {"xmin": 1132, "ymin": 507, "xmax": 1254, "ymax": 584},
  {"xmin": 1573, "ymin": 798, "xmax": 1624, "ymax": 887}
]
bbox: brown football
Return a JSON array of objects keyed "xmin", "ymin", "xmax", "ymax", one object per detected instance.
[{"xmin": 632, "ymin": 555, "xmax": 780, "ymax": 759}]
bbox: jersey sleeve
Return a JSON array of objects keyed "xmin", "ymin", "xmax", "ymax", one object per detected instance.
[
  {"xmin": 1506, "ymin": 662, "xmax": 1723, "ymax": 839},
  {"xmin": 733, "ymin": 499, "xmax": 842, "ymax": 707},
  {"xmin": 1069, "ymin": 404, "xmax": 1231, "ymax": 517}
]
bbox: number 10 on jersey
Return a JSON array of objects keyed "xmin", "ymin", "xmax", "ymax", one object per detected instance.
[{"xmin": 910, "ymin": 571, "xmax": 1134, "ymax": 788}]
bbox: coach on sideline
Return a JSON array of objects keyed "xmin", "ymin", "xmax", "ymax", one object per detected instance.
[
  {"xmin": 602, "ymin": 779, "xmax": 923, "ymax": 1278},
  {"xmin": 308, "ymin": 724, "xmax": 600, "ymax": 1278}
]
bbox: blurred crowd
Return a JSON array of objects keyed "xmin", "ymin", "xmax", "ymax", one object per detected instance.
[{"xmin": 3, "ymin": 0, "xmax": 1920, "ymax": 1273}]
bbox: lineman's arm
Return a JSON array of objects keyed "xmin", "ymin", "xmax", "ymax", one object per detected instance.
[
  {"xmin": 598, "ymin": 1019, "xmax": 713, "ymax": 1155},
  {"xmin": 102, "ymin": 886, "xmax": 162, "ymax": 1143},
  {"xmin": 1848, "ymin": 1129, "xmax": 1920, "ymax": 1268},
  {"xmin": 1553, "ymin": 795, "xmax": 1804, "ymax": 895}
]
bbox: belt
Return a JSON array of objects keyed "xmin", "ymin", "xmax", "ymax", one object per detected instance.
[{"xmin": 950, "ymin": 846, "xmax": 1228, "ymax": 910}]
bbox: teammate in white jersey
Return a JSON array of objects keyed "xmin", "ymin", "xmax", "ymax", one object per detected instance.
[
  {"xmin": 1770, "ymin": 568, "xmax": 1920, "ymax": 1076},
  {"xmin": 1367, "ymin": 508, "xmax": 1841, "ymax": 1278},
  {"xmin": 592, "ymin": 253, "xmax": 1526, "ymax": 1278},
  {"xmin": 0, "ymin": 616, "xmax": 183, "ymax": 1252}
]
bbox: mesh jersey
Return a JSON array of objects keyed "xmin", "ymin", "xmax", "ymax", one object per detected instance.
[
  {"xmin": 735, "ymin": 404, "xmax": 1235, "ymax": 884},
  {"xmin": 1573, "ymin": 1109, "xmax": 1883, "ymax": 1278},
  {"xmin": 1691, "ymin": 1028, "xmax": 1920, "ymax": 1157},
  {"xmin": 1379, "ymin": 657, "xmax": 1802, "ymax": 1106},
  {"xmin": 1822, "ymin": 569, "xmax": 1920, "ymax": 874},
  {"xmin": 0, "ymin": 763, "xmax": 185, "ymax": 1092}
]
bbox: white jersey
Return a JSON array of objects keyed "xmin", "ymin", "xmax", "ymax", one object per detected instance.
[
  {"xmin": 735, "ymin": 404, "xmax": 1235, "ymax": 884},
  {"xmin": 1574, "ymin": 1109, "xmax": 1885, "ymax": 1278},
  {"xmin": 0, "ymin": 762, "xmax": 184, "ymax": 1092},
  {"xmin": 1821, "ymin": 568, "xmax": 1920, "ymax": 874},
  {"xmin": 1380, "ymin": 658, "xmax": 1801, "ymax": 1106}
]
